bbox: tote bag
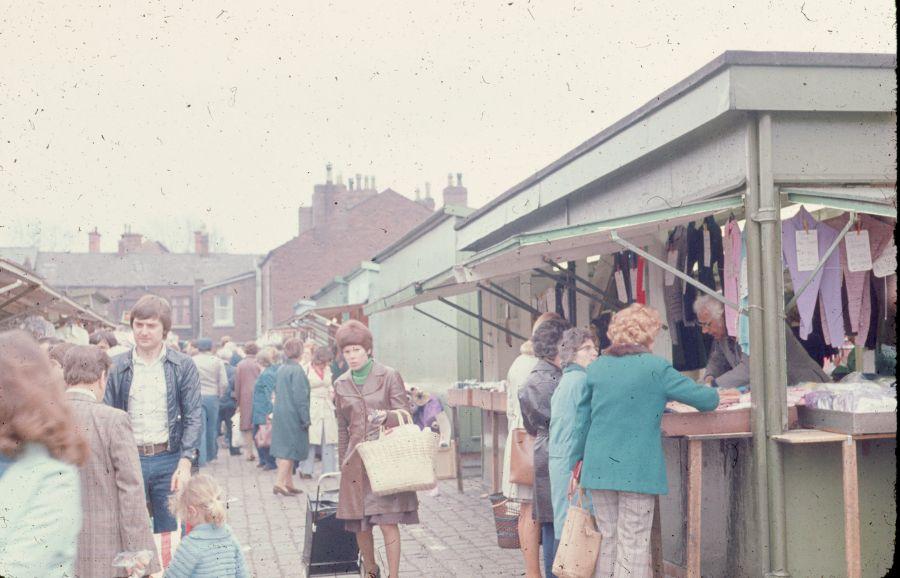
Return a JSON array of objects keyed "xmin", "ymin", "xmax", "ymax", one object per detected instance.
[
  {"xmin": 508, "ymin": 428, "xmax": 535, "ymax": 486},
  {"xmin": 552, "ymin": 489, "xmax": 602, "ymax": 578}
]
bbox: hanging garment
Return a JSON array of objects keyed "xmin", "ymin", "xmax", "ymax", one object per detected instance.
[
  {"xmin": 696, "ymin": 216, "xmax": 724, "ymax": 291},
  {"xmin": 613, "ymin": 252, "xmax": 633, "ymax": 304},
  {"xmin": 635, "ymin": 255, "xmax": 647, "ymax": 305},
  {"xmin": 822, "ymin": 213, "xmax": 895, "ymax": 343},
  {"xmin": 722, "ymin": 218, "xmax": 742, "ymax": 337},
  {"xmin": 781, "ymin": 207, "xmax": 843, "ymax": 347},
  {"xmin": 627, "ymin": 251, "xmax": 639, "ymax": 302},
  {"xmin": 682, "ymin": 222, "xmax": 705, "ymax": 325},
  {"xmin": 663, "ymin": 226, "xmax": 689, "ymax": 333}
]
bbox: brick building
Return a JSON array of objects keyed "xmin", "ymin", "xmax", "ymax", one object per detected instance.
[
  {"xmin": 260, "ymin": 164, "xmax": 435, "ymax": 330},
  {"xmin": 0, "ymin": 229, "xmax": 259, "ymax": 341}
]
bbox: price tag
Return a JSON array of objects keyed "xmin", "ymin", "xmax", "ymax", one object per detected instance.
[
  {"xmin": 703, "ymin": 229, "xmax": 711, "ymax": 268},
  {"xmin": 614, "ymin": 270, "xmax": 628, "ymax": 302},
  {"xmin": 665, "ymin": 250, "xmax": 678, "ymax": 286},
  {"xmin": 873, "ymin": 239, "xmax": 896, "ymax": 278},
  {"xmin": 844, "ymin": 229, "xmax": 872, "ymax": 273},
  {"xmin": 795, "ymin": 230, "xmax": 819, "ymax": 272}
]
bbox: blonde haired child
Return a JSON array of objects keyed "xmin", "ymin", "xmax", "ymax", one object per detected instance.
[{"xmin": 164, "ymin": 474, "xmax": 249, "ymax": 578}]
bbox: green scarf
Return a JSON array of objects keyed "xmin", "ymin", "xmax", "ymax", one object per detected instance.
[{"xmin": 351, "ymin": 358, "xmax": 374, "ymax": 385}]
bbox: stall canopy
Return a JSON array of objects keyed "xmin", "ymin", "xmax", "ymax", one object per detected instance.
[
  {"xmin": 458, "ymin": 193, "xmax": 746, "ymax": 283},
  {"xmin": 0, "ymin": 258, "xmax": 114, "ymax": 329}
]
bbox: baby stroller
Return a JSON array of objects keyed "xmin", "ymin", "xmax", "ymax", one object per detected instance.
[{"xmin": 303, "ymin": 472, "xmax": 361, "ymax": 576}]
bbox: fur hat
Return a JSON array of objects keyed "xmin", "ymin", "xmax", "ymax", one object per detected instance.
[{"xmin": 335, "ymin": 320, "xmax": 373, "ymax": 352}]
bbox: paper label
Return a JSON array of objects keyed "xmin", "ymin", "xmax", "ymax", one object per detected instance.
[
  {"xmin": 844, "ymin": 229, "xmax": 872, "ymax": 273},
  {"xmin": 795, "ymin": 230, "xmax": 819, "ymax": 272},
  {"xmin": 614, "ymin": 270, "xmax": 627, "ymax": 302},
  {"xmin": 665, "ymin": 250, "xmax": 678, "ymax": 286},
  {"xmin": 703, "ymin": 230, "xmax": 711, "ymax": 268},
  {"xmin": 872, "ymin": 239, "xmax": 896, "ymax": 278}
]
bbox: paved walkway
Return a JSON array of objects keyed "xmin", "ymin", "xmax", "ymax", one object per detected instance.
[{"xmin": 204, "ymin": 449, "xmax": 529, "ymax": 577}]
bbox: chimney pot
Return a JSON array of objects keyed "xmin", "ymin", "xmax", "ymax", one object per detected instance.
[
  {"xmin": 425, "ymin": 182, "xmax": 431, "ymax": 197},
  {"xmin": 356, "ymin": 173, "xmax": 362, "ymax": 191},
  {"xmin": 348, "ymin": 177, "xmax": 354, "ymax": 189},
  {"xmin": 88, "ymin": 227, "xmax": 101, "ymax": 253},
  {"xmin": 447, "ymin": 173, "xmax": 453, "ymax": 186},
  {"xmin": 364, "ymin": 176, "xmax": 370, "ymax": 189},
  {"xmin": 456, "ymin": 173, "xmax": 463, "ymax": 187},
  {"xmin": 326, "ymin": 162, "xmax": 333, "ymax": 184},
  {"xmin": 194, "ymin": 230, "xmax": 210, "ymax": 257},
  {"xmin": 371, "ymin": 175, "xmax": 376, "ymax": 190}
]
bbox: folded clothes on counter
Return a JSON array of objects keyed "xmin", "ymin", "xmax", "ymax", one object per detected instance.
[{"xmin": 800, "ymin": 374, "xmax": 896, "ymax": 413}]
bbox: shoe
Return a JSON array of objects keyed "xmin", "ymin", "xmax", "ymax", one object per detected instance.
[
  {"xmin": 246, "ymin": 454, "xmax": 256, "ymax": 462},
  {"xmin": 256, "ymin": 462, "xmax": 265, "ymax": 469},
  {"xmin": 365, "ymin": 566, "xmax": 381, "ymax": 578},
  {"xmin": 263, "ymin": 463, "xmax": 277, "ymax": 471},
  {"xmin": 230, "ymin": 448, "xmax": 242, "ymax": 456},
  {"xmin": 287, "ymin": 487, "xmax": 304, "ymax": 494},
  {"xmin": 298, "ymin": 473, "xmax": 313, "ymax": 480},
  {"xmin": 272, "ymin": 486, "xmax": 294, "ymax": 496}
]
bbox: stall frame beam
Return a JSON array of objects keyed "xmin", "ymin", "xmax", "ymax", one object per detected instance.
[{"xmin": 412, "ymin": 305, "xmax": 493, "ymax": 349}]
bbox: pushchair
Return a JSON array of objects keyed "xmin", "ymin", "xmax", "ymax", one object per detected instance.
[{"xmin": 303, "ymin": 472, "xmax": 361, "ymax": 576}]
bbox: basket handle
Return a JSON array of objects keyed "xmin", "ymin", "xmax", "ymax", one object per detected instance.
[{"xmin": 391, "ymin": 409, "xmax": 413, "ymax": 425}]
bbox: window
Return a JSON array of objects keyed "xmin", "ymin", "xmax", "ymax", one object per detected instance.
[
  {"xmin": 171, "ymin": 296, "xmax": 192, "ymax": 327},
  {"xmin": 214, "ymin": 294, "xmax": 234, "ymax": 327}
]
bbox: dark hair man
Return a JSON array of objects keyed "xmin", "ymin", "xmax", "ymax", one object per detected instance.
[{"xmin": 104, "ymin": 294, "xmax": 202, "ymax": 533}]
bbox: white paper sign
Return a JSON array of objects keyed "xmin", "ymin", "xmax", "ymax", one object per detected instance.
[
  {"xmin": 795, "ymin": 230, "xmax": 819, "ymax": 272},
  {"xmin": 873, "ymin": 239, "xmax": 896, "ymax": 278},
  {"xmin": 703, "ymin": 229, "xmax": 711, "ymax": 268},
  {"xmin": 614, "ymin": 270, "xmax": 628, "ymax": 302},
  {"xmin": 844, "ymin": 230, "xmax": 872, "ymax": 273},
  {"xmin": 665, "ymin": 250, "xmax": 678, "ymax": 286}
]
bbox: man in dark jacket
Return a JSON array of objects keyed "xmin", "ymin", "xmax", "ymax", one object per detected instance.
[
  {"xmin": 105, "ymin": 295, "xmax": 202, "ymax": 533},
  {"xmin": 218, "ymin": 357, "xmax": 241, "ymax": 455}
]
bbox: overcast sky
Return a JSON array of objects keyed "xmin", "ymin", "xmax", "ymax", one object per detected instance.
[{"xmin": 1, "ymin": 1, "xmax": 895, "ymax": 254}]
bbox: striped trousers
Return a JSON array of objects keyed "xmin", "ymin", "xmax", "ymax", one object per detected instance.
[{"xmin": 589, "ymin": 489, "xmax": 655, "ymax": 578}]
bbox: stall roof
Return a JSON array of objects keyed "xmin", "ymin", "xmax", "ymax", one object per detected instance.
[
  {"xmin": 277, "ymin": 302, "xmax": 364, "ymax": 329},
  {"xmin": 456, "ymin": 51, "xmax": 895, "ymax": 251},
  {"xmin": 0, "ymin": 258, "xmax": 115, "ymax": 329},
  {"xmin": 782, "ymin": 185, "xmax": 897, "ymax": 218},
  {"xmin": 364, "ymin": 266, "xmax": 490, "ymax": 315}
]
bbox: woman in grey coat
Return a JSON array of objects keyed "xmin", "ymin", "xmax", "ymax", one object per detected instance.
[
  {"xmin": 519, "ymin": 316, "xmax": 571, "ymax": 578},
  {"xmin": 270, "ymin": 338, "xmax": 310, "ymax": 496}
]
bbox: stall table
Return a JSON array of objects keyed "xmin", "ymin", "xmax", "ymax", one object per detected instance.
[
  {"xmin": 447, "ymin": 388, "xmax": 507, "ymax": 494},
  {"xmin": 772, "ymin": 428, "xmax": 897, "ymax": 578}
]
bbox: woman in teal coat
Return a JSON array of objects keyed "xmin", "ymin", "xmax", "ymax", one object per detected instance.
[
  {"xmin": 270, "ymin": 338, "xmax": 310, "ymax": 496},
  {"xmin": 569, "ymin": 304, "xmax": 738, "ymax": 577},
  {"xmin": 548, "ymin": 327, "xmax": 599, "ymax": 545}
]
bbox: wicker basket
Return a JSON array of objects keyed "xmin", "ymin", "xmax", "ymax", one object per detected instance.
[
  {"xmin": 488, "ymin": 493, "xmax": 521, "ymax": 549},
  {"xmin": 356, "ymin": 410, "xmax": 439, "ymax": 496}
]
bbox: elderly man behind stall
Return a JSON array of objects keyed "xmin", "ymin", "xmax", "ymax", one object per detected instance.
[{"xmin": 694, "ymin": 295, "xmax": 829, "ymax": 388}]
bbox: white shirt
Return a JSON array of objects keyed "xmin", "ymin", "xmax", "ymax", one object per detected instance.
[{"xmin": 128, "ymin": 346, "xmax": 169, "ymax": 445}]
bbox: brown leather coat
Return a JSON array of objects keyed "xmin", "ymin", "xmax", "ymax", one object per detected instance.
[{"xmin": 333, "ymin": 361, "xmax": 419, "ymax": 520}]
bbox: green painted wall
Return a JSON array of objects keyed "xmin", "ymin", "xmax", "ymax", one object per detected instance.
[{"xmin": 783, "ymin": 439, "xmax": 896, "ymax": 577}]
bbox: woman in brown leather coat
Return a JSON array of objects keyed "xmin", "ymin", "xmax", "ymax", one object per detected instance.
[{"xmin": 332, "ymin": 320, "xmax": 418, "ymax": 578}]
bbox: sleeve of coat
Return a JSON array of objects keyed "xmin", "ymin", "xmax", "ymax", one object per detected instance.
[
  {"xmin": 178, "ymin": 357, "xmax": 203, "ymax": 461},
  {"xmin": 294, "ymin": 368, "xmax": 311, "ymax": 428},
  {"xmin": 568, "ymin": 372, "xmax": 595, "ymax": 467},
  {"xmin": 383, "ymin": 369, "xmax": 411, "ymax": 427},
  {"xmin": 111, "ymin": 411, "xmax": 162, "ymax": 573},
  {"xmin": 662, "ymin": 362, "xmax": 719, "ymax": 411},
  {"xmin": 217, "ymin": 360, "xmax": 229, "ymax": 399},
  {"xmin": 335, "ymin": 389, "xmax": 350, "ymax": 465},
  {"xmin": 703, "ymin": 340, "xmax": 732, "ymax": 381}
]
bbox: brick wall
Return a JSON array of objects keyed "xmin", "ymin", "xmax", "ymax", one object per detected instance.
[
  {"xmin": 263, "ymin": 190, "xmax": 433, "ymax": 328},
  {"xmin": 199, "ymin": 275, "xmax": 257, "ymax": 343}
]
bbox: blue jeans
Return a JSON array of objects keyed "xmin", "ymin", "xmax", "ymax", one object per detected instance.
[
  {"xmin": 299, "ymin": 443, "xmax": 337, "ymax": 476},
  {"xmin": 139, "ymin": 451, "xmax": 181, "ymax": 533},
  {"xmin": 541, "ymin": 522, "xmax": 558, "ymax": 578},
  {"xmin": 199, "ymin": 395, "xmax": 220, "ymax": 466}
]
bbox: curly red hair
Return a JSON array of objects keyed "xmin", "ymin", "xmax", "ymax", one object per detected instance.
[{"xmin": 0, "ymin": 331, "xmax": 88, "ymax": 466}]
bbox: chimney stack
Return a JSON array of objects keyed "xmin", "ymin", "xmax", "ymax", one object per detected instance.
[
  {"xmin": 117, "ymin": 226, "xmax": 144, "ymax": 256},
  {"xmin": 348, "ymin": 177, "xmax": 354, "ymax": 190},
  {"xmin": 443, "ymin": 170, "xmax": 469, "ymax": 208},
  {"xmin": 326, "ymin": 162, "xmax": 333, "ymax": 184},
  {"xmin": 194, "ymin": 230, "xmax": 210, "ymax": 257},
  {"xmin": 88, "ymin": 227, "xmax": 101, "ymax": 253}
]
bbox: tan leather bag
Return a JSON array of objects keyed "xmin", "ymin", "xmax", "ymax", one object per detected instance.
[
  {"xmin": 508, "ymin": 428, "xmax": 535, "ymax": 486},
  {"xmin": 552, "ymin": 489, "xmax": 602, "ymax": 578}
]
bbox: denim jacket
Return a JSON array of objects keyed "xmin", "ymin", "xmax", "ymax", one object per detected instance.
[{"xmin": 105, "ymin": 347, "xmax": 202, "ymax": 462}]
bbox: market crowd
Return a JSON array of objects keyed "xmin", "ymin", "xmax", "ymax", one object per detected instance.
[{"xmin": 0, "ymin": 295, "xmax": 445, "ymax": 578}]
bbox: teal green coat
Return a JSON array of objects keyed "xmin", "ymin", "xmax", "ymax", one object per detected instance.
[
  {"xmin": 549, "ymin": 364, "xmax": 591, "ymax": 539},
  {"xmin": 569, "ymin": 348, "xmax": 719, "ymax": 495},
  {"xmin": 270, "ymin": 360, "xmax": 310, "ymax": 462}
]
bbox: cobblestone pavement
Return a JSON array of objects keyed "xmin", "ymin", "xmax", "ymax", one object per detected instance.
[{"xmin": 204, "ymin": 450, "xmax": 529, "ymax": 577}]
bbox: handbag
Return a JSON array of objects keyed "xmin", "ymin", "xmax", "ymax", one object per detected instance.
[
  {"xmin": 254, "ymin": 418, "xmax": 272, "ymax": 448},
  {"xmin": 552, "ymin": 489, "xmax": 602, "ymax": 578},
  {"xmin": 434, "ymin": 440, "xmax": 458, "ymax": 480},
  {"xmin": 355, "ymin": 409, "xmax": 440, "ymax": 496},
  {"xmin": 508, "ymin": 428, "xmax": 535, "ymax": 486}
]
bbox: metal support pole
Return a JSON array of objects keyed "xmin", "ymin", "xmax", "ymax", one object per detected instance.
[
  {"xmin": 567, "ymin": 262, "xmax": 578, "ymax": 324},
  {"xmin": 784, "ymin": 213, "xmax": 856, "ymax": 312},
  {"xmin": 478, "ymin": 282, "xmax": 541, "ymax": 316},
  {"xmin": 757, "ymin": 113, "xmax": 790, "ymax": 577},
  {"xmin": 744, "ymin": 117, "xmax": 772, "ymax": 575},
  {"xmin": 611, "ymin": 231, "xmax": 743, "ymax": 313},
  {"xmin": 413, "ymin": 306, "xmax": 493, "ymax": 348},
  {"xmin": 543, "ymin": 257, "xmax": 625, "ymax": 309},
  {"xmin": 438, "ymin": 296, "xmax": 528, "ymax": 342},
  {"xmin": 476, "ymin": 290, "xmax": 485, "ymax": 382}
]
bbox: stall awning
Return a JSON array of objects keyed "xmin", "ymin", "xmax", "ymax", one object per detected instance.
[
  {"xmin": 782, "ymin": 186, "xmax": 897, "ymax": 218},
  {"xmin": 364, "ymin": 267, "xmax": 486, "ymax": 315},
  {"xmin": 0, "ymin": 259, "xmax": 115, "ymax": 329},
  {"xmin": 458, "ymin": 194, "xmax": 746, "ymax": 282}
]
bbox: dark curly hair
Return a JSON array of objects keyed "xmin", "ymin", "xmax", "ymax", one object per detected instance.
[{"xmin": 531, "ymin": 317, "xmax": 571, "ymax": 360}]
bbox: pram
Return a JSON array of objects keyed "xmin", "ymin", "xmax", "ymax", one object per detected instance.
[{"xmin": 303, "ymin": 472, "xmax": 361, "ymax": 576}]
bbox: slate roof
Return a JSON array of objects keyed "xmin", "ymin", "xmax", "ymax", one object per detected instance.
[{"xmin": 0, "ymin": 247, "xmax": 258, "ymax": 288}]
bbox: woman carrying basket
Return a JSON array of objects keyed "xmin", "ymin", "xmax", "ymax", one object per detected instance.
[{"xmin": 333, "ymin": 320, "xmax": 418, "ymax": 578}]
